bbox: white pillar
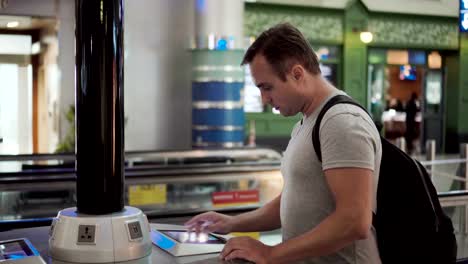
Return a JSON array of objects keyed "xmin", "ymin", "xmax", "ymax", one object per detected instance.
[{"xmin": 194, "ymin": 0, "xmax": 244, "ymax": 49}]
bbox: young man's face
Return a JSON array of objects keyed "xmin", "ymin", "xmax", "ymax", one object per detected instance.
[{"xmin": 249, "ymin": 54, "xmax": 303, "ymax": 117}]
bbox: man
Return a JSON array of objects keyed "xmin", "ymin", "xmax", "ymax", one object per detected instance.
[
  {"xmin": 185, "ymin": 23, "xmax": 382, "ymax": 264},
  {"xmin": 404, "ymin": 92, "xmax": 419, "ymax": 155}
]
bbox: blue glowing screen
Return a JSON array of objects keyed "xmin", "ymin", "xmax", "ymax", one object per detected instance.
[{"xmin": 460, "ymin": 0, "xmax": 468, "ymax": 32}]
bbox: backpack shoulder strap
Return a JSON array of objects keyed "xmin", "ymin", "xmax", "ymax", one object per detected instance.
[{"xmin": 312, "ymin": 95, "xmax": 368, "ymax": 162}]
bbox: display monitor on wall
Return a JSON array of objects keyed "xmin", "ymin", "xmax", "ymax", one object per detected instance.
[
  {"xmin": 460, "ymin": 0, "xmax": 468, "ymax": 32},
  {"xmin": 399, "ymin": 65, "xmax": 417, "ymax": 81}
]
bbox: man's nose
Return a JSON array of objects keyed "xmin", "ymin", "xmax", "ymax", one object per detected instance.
[{"xmin": 261, "ymin": 92, "xmax": 270, "ymax": 105}]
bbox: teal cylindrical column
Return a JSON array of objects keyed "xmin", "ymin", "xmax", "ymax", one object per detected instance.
[
  {"xmin": 192, "ymin": 0, "xmax": 244, "ymax": 148},
  {"xmin": 192, "ymin": 50, "xmax": 245, "ymax": 148}
]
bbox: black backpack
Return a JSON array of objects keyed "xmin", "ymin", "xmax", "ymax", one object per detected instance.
[{"xmin": 312, "ymin": 95, "xmax": 457, "ymax": 263}]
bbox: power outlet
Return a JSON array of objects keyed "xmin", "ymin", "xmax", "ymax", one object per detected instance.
[
  {"xmin": 127, "ymin": 221, "xmax": 143, "ymax": 241},
  {"xmin": 77, "ymin": 224, "xmax": 96, "ymax": 244}
]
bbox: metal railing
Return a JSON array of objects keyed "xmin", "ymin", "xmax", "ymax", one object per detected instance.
[
  {"xmin": 422, "ymin": 142, "xmax": 468, "ymax": 236},
  {"xmin": 0, "ymin": 148, "xmax": 282, "ymax": 164},
  {"xmin": 394, "ymin": 137, "xmax": 468, "ymax": 237},
  {"xmin": 398, "ymin": 139, "xmax": 468, "ymax": 236}
]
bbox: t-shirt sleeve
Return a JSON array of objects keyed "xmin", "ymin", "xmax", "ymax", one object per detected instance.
[
  {"xmin": 290, "ymin": 120, "xmax": 302, "ymax": 138},
  {"xmin": 320, "ymin": 110, "xmax": 378, "ymax": 171}
]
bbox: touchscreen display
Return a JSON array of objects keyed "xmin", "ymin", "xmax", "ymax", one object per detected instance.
[
  {"xmin": 160, "ymin": 230, "xmax": 226, "ymax": 244},
  {"xmin": 0, "ymin": 241, "xmax": 32, "ymax": 260}
]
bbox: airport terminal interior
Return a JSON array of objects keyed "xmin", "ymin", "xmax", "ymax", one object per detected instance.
[{"xmin": 1, "ymin": 0, "xmax": 468, "ymax": 263}]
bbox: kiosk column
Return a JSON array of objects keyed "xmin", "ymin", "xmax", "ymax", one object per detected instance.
[
  {"xmin": 48, "ymin": 1, "xmax": 151, "ymax": 262},
  {"xmin": 75, "ymin": 0, "xmax": 125, "ymax": 214}
]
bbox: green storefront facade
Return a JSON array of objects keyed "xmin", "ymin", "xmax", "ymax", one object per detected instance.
[{"xmin": 243, "ymin": 0, "xmax": 468, "ymax": 153}]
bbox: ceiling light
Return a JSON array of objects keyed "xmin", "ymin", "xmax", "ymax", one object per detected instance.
[
  {"xmin": 360, "ymin": 31, "xmax": 373, "ymax": 44},
  {"xmin": 6, "ymin": 21, "xmax": 19, "ymax": 28}
]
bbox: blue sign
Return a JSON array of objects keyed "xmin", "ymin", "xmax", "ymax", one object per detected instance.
[{"xmin": 461, "ymin": 0, "xmax": 468, "ymax": 32}]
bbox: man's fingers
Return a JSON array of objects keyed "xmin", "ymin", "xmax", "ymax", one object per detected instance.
[
  {"xmin": 185, "ymin": 212, "xmax": 217, "ymax": 231},
  {"xmin": 223, "ymin": 249, "xmax": 252, "ymax": 262},
  {"xmin": 184, "ymin": 212, "xmax": 210, "ymax": 226},
  {"xmin": 220, "ymin": 239, "xmax": 235, "ymax": 259},
  {"xmin": 202, "ymin": 222, "xmax": 222, "ymax": 233},
  {"xmin": 220, "ymin": 237, "xmax": 247, "ymax": 259}
]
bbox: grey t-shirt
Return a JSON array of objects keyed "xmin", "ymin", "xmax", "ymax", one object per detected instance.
[{"xmin": 280, "ymin": 90, "xmax": 382, "ymax": 264}]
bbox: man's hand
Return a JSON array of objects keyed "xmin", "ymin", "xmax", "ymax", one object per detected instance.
[
  {"xmin": 220, "ymin": 236, "xmax": 273, "ymax": 264},
  {"xmin": 184, "ymin": 211, "xmax": 234, "ymax": 234}
]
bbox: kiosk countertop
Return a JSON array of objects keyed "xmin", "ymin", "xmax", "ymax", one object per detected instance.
[{"xmin": 0, "ymin": 224, "xmax": 257, "ymax": 264}]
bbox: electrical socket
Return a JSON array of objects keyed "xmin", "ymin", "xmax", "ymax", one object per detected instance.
[
  {"xmin": 77, "ymin": 224, "xmax": 96, "ymax": 244},
  {"xmin": 127, "ymin": 221, "xmax": 143, "ymax": 241}
]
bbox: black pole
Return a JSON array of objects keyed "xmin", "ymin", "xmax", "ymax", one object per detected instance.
[{"xmin": 75, "ymin": 0, "xmax": 124, "ymax": 214}]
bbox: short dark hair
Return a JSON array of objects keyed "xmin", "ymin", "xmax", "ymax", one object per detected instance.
[{"xmin": 241, "ymin": 23, "xmax": 321, "ymax": 81}]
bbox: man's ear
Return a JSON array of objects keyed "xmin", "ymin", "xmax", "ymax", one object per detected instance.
[{"xmin": 291, "ymin": 65, "xmax": 303, "ymax": 81}]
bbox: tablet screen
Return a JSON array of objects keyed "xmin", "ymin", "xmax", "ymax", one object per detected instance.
[
  {"xmin": 160, "ymin": 230, "xmax": 226, "ymax": 244},
  {"xmin": 0, "ymin": 240, "xmax": 33, "ymax": 260}
]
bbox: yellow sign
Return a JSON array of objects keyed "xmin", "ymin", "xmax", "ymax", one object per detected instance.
[
  {"xmin": 128, "ymin": 184, "xmax": 167, "ymax": 206},
  {"xmin": 230, "ymin": 232, "xmax": 260, "ymax": 240}
]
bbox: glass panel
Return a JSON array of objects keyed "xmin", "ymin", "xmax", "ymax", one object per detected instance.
[
  {"xmin": 0, "ymin": 64, "xmax": 32, "ymax": 155},
  {"xmin": 442, "ymin": 206, "xmax": 468, "ymax": 259},
  {"xmin": 0, "ymin": 34, "xmax": 32, "ymax": 55}
]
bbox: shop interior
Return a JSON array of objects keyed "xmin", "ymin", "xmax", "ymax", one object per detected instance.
[{"xmin": 368, "ymin": 49, "xmax": 444, "ymax": 155}]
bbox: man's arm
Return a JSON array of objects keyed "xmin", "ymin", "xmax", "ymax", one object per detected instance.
[
  {"xmin": 221, "ymin": 168, "xmax": 373, "ymax": 263},
  {"xmin": 267, "ymin": 167, "xmax": 373, "ymax": 262},
  {"xmin": 231, "ymin": 193, "xmax": 282, "ymax": 232},
  {"xmin": 185, "ymin": 194, "xmax": 282, "ymax": 234}
]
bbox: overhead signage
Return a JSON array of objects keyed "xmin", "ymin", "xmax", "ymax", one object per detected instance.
[{"xmin": 461, "ymin": 0, "xmax": 468, "ymax": 32}]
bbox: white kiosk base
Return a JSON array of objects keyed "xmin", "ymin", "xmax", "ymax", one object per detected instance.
[{"xmin": 49, "ymin": 206, "xmax": 152, "ymax": 263}]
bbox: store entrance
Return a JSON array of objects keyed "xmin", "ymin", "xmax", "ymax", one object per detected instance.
[
  {"xmin": 369, "ymin": 64, "xmax": 423, "ymax": 154},
  {"xmin": 368, "ymin": 49, "xmax": 444, "ymax": 155}
]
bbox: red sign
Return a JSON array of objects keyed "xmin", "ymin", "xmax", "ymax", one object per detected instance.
[{"xmin": 211, "ymin": 190, "xmax": 260, "ymax": 205}]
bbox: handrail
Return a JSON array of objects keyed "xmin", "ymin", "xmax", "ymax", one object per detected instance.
[
  {"xmin": 438, "ymin": 190, "xmax": 468, "ymax": 197},
  {"xmin": 419, "ymin": 158, "xmax": 467, "ymax": 166},
  {"xmin": 0, "ymin": 147, "xmax": 282, "ymax": 162},
  {"xmin": 0, "ymin": 153, "xmax": 75, "ymax": 161},
  {"xmin": 0, "ymin": 148, "xmax": 283, "ymax": 179},
  {"xmin": 439, "ymin": 190, "xmax": 468, "ymax": 206},
  {"xmin": 0, "ymin": 161, "xmax": 282, "ymax": 186}
]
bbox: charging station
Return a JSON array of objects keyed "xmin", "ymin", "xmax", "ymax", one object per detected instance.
[{"xmin": 48, "ymin": 0, "xmax": 152, "ymax": 262}]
